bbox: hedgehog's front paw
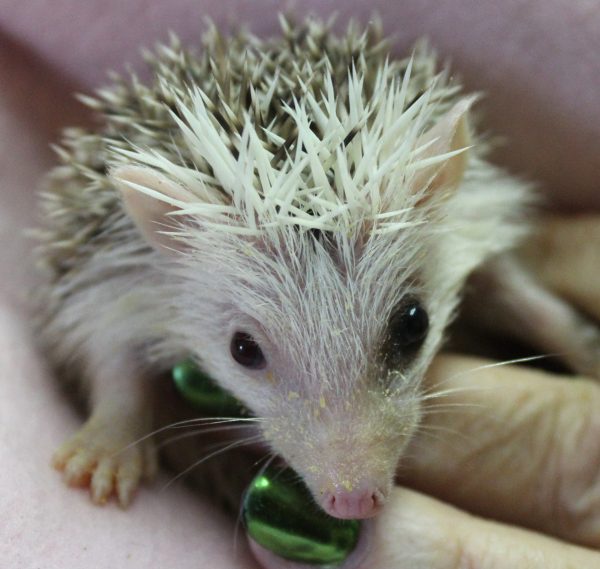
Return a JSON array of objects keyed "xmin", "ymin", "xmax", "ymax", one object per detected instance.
[{"xmin": 52, "ymin": 412, "xmax": 157, "ymax": 507}]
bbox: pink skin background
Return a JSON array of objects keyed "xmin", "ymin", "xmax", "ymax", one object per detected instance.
[{"xmin": 0, "ymin": 1, "xmax": 598, "ymax": 568}]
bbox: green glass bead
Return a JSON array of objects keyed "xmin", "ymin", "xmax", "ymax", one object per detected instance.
[
  {"xmin": 172, "ymin": 360, "xmax": 245, "ymax": 418},
  {"xmin": 243, "ymin": 466, "xmax": 361, "ymax": 566}
]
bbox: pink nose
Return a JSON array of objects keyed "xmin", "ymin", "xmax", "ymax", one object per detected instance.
[{"xmin": 322, "ymin": 487, "xmax": 385, "ymax": 519}]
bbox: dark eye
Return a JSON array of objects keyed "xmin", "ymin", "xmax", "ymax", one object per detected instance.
[
  {"xmin": 388, "ymin": 300, "xmax": 429, "ymax": 354},
  {"xmin": 230, "ymin": 332, "xmax": 266, "ymax": 369}
]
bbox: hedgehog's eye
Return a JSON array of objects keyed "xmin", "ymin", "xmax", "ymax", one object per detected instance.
[
  {"xmin": 388, "ymin": 300, "xmax": 429, "ymax": 355},
  {"xmin": 230, "ymin": 331, "xmax": 266, "ymax": 369}
]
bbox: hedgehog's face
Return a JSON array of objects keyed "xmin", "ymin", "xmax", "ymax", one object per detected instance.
[
  {"xmin": 159, "ymin": 230, "xmax": 446, "ymax": 520},
  {"xmin": 226, "ymin": 296, "xmax": 430, "ymax": 522},
  {"xmin": 111, "ymin": 96, "xmax": 475, "ymax": 518}
]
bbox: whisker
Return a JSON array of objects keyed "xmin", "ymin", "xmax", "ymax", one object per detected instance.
[
  {"xmin": 419, "ymin": 352, "xmax": 558, "ymax": 403},
  {"xmin": 414, "ymin": 423, "xmax": 473, "ymax": 443},
  {"xmin": 455, "ymin": 353, "xmax": 558, "ymax": 373},
  {"xmin": 408, "ymin": 428, "xmax": 447, "ymax": 447},
  {"xmin": 176, "ymin": 415, "xmax": 263, "ymax": 425},
  {"xmin": 115, "ymin": 416, "xmax": 265, "ymax": 456},
  {"xmin": 270, "ymin": 460, "xmax": 299, "ymax": 487},
  {"xmin": 160, "ymin": 435, "xmax": 263, "ymax": 492},
  {"xmin": 408, "ymin": 427, "xmax": 470, "ymax": 455},
  {"xmin": 420, "ymin": 408, "xmax": 482, "ymax": 421},
  {"xmin": 420, "ymin": 385, "xmax": 492, "ymax": 401},
  {"xmin": 156, "ymin": 424, "xmax": 258, "ymax": 450},
  {"xmin": 252, "ymin": 451, "xmax": 277, "ymax": 469},
  {"xmin": 165, "ymin": 420, "xmax": 258, "ymax": 431},
  {"xmin": 195, "ymin": 435, "xmax": 262, "ymax": 455},
  {"xmin": 423, "ymin": 400, "xmax": 484, "ymax": 408},
  {"xmin": 233, "ymin": 452, "xmax": 277, "ymax": 555},
  {"xmin": 422, "ymin": 401, "xmax": 485, "ymax": 412},
  {"xmin": 425, "ymin": 353, "xmax": 557, "ymax": 395}
]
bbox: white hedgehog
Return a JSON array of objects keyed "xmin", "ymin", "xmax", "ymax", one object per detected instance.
[{"xmin": 35, "ymin": 16, "xmax": 600, "ymax": 518}]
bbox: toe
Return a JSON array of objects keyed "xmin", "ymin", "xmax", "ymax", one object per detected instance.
[
  {"xmin": 51, "ymin": 438, "xmax": 79, "ymax": 470},
  {"xmin": 91, "ymin": 456, "xmax": 117, "ymax": 505},
  {"xmin": 63, "ymin": 449, "xmax": 96, "ymax": 486},
  {"xmin": 116, "ymin": 451, "xmax": 143, "ymax": 508},
  {"xmin": 53, "ymin": 417, "xmax": 157, "ymax": 507}
]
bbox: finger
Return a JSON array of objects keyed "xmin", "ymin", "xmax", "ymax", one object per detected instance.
[
  {"xmin": 248, "ymin": 487, "xmax": 600, "ymax": 569},
  {"xmin": 369, "ymin": 487, "xmax": 600, "ymax": 569},
  {"xmin": 518, "ymin": 214, "xmax": 600, "ymax": 322},
  {"xmin": 400, "ymin": 354, "xmax": 600, "ymax": 547}
]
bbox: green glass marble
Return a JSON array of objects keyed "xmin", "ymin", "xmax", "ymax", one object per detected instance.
[
  {"xmin": 243, "ymin": 466, "xmax": 361, "ymax": 566},
  {"xmin": 171, "ymin": 359, "xmax": 245, "ymax": 418}
]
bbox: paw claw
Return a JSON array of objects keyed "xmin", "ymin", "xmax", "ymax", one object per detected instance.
[
  {"xmin": 53, "ymin": 416, "xmax": 155, "ymax": 507},
  {"xmin": 116, "ymin": 453, "xmax": 143, "ymax": 508},
  {"xmin": 63, "ymin": 450, "xmax": 96, "ymax": 486},
  {"xmin": 51, "ymin": 439, "xmax": 78, "ymax": 470},
  {"xmin": 91, "ymin": 457, "xmax": 117, "ymax": 505},
  {"xmin": 117, "ymin": 479, "xmax": 137, "ymax": 509}
]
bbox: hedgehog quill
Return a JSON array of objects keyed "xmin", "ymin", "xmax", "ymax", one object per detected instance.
[{"xmin": 35, "ymin": 17, "xmax": 600, "ymax": 518}]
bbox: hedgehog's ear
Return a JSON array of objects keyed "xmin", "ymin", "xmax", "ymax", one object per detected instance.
[
  {"xmin": 410, "ymin": 97, "xmax": 477, "ymax": 198},
  {"xmin": 111, "ymin": 166, "xmax": 195, "ymax": 253}
]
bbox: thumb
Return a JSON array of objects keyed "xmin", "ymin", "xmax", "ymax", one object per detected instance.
[{"xmin": 246, "ymin": 485, "xmax": 600, "ymax": 569}]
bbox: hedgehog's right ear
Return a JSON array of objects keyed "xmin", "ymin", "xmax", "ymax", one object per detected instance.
[
  {"xmin": 111, "ymin": 166, "xmax": 195, "ymax": 253},
  {"xmin": 410, "ymin": 97, "xmax": 477, "ymax": 199}
]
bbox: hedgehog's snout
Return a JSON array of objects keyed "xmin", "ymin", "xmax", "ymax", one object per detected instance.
[{"xmin": 320, "ymin": 483, "xmax": 387, "ymax": 519}]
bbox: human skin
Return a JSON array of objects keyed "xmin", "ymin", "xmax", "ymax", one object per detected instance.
[{"xmin": 1, "ymin": 3, "xmax": 600, "ymax": 568}]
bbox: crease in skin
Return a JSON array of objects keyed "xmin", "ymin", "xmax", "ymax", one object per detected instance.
[
  {"xmin": 458, "ymin": 524, "xmax": 558, "ymax": 569},
  {"xmin": 373, "ymin": 487, "xmax": 599, "ymax": 569},
  {"xmin": 372, "ymin": 491, "xmax": 463, "ymax": 569},
  {"xmin": 518, "ymin": 217, "xmax": 600, "ymax": 322},
  {"xmin": 551, "ymin": 381, "xmax": 600, "ymax": 546},
  {"xmin": 413, "ymin": 364, "xmax": 547, "ymax": 490},
  {"xmin": 402, "ymin": 356, "xmax": 600, "ymax": 549}
]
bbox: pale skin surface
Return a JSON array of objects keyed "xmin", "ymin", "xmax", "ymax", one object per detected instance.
[{"xmin": 1, "ymin": 3, "xmax": 600, "ymax": 568}]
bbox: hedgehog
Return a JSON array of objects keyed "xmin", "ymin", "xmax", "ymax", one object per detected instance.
[{"xmin": 34, "ymin": 16, "xmax": 600, "ymax": 518}]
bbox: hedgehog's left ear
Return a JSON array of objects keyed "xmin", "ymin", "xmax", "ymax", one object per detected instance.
[
  {"xmin": 111, "ymin": 166, "xmax": 195, "ymax": 253},
  {"xmin": 410, "ymin": 96, "xmax": 477, "ymax": 197}
]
